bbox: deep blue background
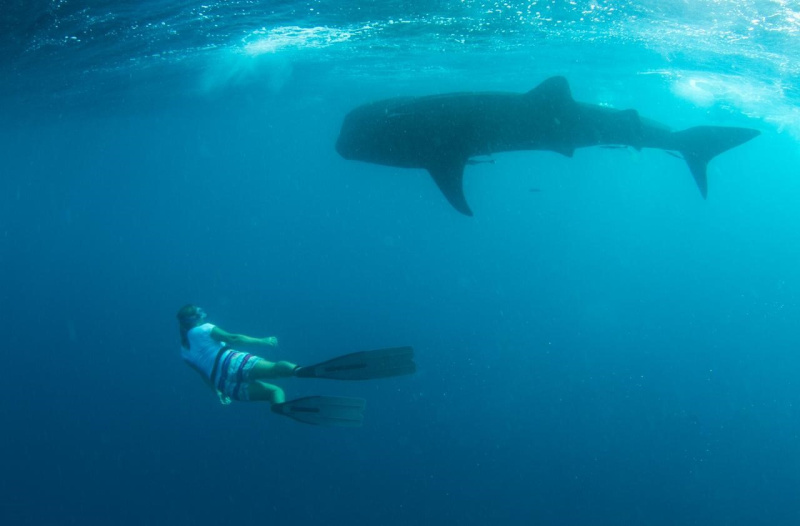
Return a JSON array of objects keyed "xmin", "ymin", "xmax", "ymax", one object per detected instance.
[{"xmin": 2, "ymin": 2, "xmax": 800, "ymax": 525}]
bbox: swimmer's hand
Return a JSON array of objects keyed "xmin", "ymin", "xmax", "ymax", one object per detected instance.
[{"xmin": 263, "ymin": 336, "xmax": 278, "ymax": 347}]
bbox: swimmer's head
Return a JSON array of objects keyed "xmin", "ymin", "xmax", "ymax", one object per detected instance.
[{"xmin": 177, "ymin": 304, "xmax": 207, "ymax": 328}]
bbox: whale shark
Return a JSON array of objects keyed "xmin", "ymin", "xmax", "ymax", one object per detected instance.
[{"xmin": 335, "ymin": 76, "xmax": 760, "ymax": 216}]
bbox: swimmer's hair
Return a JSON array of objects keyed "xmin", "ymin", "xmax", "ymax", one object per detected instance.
[
  {"xmin": 177, "ymin": 304, "xmax": 201, "ymax": 348},
  {"xmin": 177, "ymin": 304, "xmax": 199, "ymax": 324}
]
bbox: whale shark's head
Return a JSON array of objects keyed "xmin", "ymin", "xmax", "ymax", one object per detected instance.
[
  {"xmin": 336, "ymin": 97, "xmax": 420, "ymax": 165},
  {"xmin": 334, "ymin": 111, "xmax": 364, "ymax": 161},
  {"xmin": 335, "ymin": 103, "xmax": 386, "ymax": 161}
]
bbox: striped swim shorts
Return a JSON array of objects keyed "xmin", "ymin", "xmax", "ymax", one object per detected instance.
[{"xmin": 214, "ymin": 350, "xmax": 261, "ymax": 402}]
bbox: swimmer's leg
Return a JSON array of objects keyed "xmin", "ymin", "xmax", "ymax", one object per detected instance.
[
  {"xmin": 249, "ymin": 359, "xmax": 296, "ymax": 380},
  {"xmin": 246, "ymin": 381, "xmax": 286, "ymax": 404}
]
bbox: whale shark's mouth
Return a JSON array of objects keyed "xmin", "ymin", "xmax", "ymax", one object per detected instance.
[{"xmin": 335, "ymin": 133, "xmax": 354, "ymax": 160}]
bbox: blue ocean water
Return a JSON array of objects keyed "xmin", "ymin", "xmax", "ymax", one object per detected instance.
[{"xmin": 2, "ymin": 1, "xmax": 799, "ymax": 525}]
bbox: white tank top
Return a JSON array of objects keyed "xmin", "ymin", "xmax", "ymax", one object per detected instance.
[{"xmin": 181, "ymin": 323, "xmax": 225, "ymax": 380}]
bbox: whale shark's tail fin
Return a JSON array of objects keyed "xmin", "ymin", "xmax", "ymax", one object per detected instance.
[{"xmin": 673, "ymin": 126, "xmax": 760, "ymax": 198}]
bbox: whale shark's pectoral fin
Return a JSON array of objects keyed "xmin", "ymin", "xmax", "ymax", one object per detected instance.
[
  {"xmin": 553, "ymin": 145, "xmax": 575, "ymax": 157},
  {"xmin": 427, "ymin": 160, "xmax": 473, "ymax": 216}
]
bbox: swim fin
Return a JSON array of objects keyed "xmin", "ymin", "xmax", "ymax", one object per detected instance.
[
  {"xmin": 293, "ymin": 346, "xmax": 416, "ymax": 381},
  {"xmin": 271, "ymin": 396, "xmax": 366, "ymax": 427}
]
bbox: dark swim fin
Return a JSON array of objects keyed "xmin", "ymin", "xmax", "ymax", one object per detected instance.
[
  {"xmin": 294, "ymin": 346, "xmax": 416, "ymax": 380},
  {"xmin": 271, "ymin": 396, "xmax": 366, "ymax": 427}
]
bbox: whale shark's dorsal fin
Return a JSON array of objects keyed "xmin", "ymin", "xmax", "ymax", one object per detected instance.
[{"xmin": 527, "ymin": 76, "xmax": 574, "ymax": 104}]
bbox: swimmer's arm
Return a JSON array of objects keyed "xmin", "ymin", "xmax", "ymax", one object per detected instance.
[{"xmin": 211, "ymin": 327, "xmax": 278, "ymax": 348}]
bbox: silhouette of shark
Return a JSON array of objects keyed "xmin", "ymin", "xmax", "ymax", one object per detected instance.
[{"xmin": 336, "ymin": 76, "xmax": 760, "ymax": 216}]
